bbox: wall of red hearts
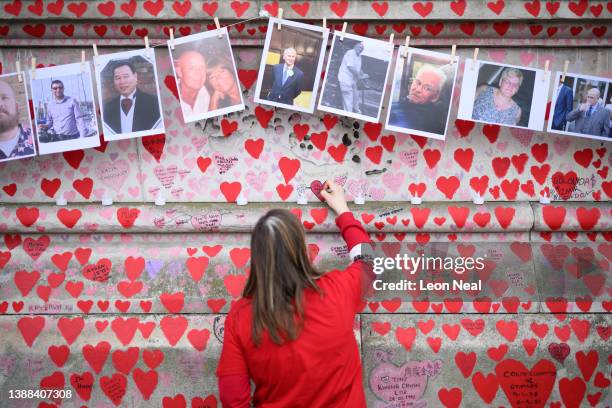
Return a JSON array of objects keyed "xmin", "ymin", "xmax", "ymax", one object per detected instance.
[{"xmin": 0, "ymin": 1, "xmax": 611, "ymax": 407}]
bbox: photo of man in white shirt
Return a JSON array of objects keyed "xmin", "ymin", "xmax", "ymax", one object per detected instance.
[
  {"xmin": 318, "ymin": 32, "xmax": 393, "ymax": 122},
  {"xmin": 175, "ymin": 50, "xmax": 210, "ymax": 121},
  {"xmin": 337, "ymin": 42, "xmax": 369, "ymax": 114}
]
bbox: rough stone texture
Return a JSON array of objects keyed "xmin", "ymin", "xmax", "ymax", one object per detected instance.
[
  {"xmin": 362, "ymin": 314, "xmax": 611, "ymax": 407},
  {"xmin": 531, "ymin": 202, "xmax": 611, "ymax": 232},
  {"xmin": 0, "ymin": 314, "xmax": 361, "ymax": 406},
  {"xmin": 0, "ymin": 202, "xmax": 536, "ymax": 233}
]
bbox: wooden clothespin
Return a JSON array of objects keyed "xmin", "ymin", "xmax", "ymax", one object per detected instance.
[
  {"xmin": 471, "ymin": 48, "xmax": 479, "ymax": 70},
  {"xmin": 401, "ymin": 36, "xmax": 410, "ymax": 58},
  {"xmin": 322, "ymin": 17, "xmax": 326, "ymax": 37},
  {"xmin": 214, "ymin": 17, "xmax": 223, "ymax": 38},
  {"xmin": 450, "ymin": 44, "xmax": 457, "ymax": 65},
  {"xmin": 277, "ymin": 9, "xmax": 283, "ymax": 30},
  {"xmin": 144, "ymin": 36, "xmax": 152, "ymax": 56},
  {"xmin": 93, "ymin": 44, "xmax": 98, "ymax": 57},
  {"xmin": 169, "ymin": 28, "xmax": 175, "ymax": 50},
  {"xmin": 560, "ymin": 60, "xmax": 569, "ymax": 83},
  {"xmin": 16, "ymin": 61, "xmax": 22, "ymax": 82},
  {"xmin": 543, "ymin": 59, "xmax": 550, "ymax": 81},
  {"xmin": 81, "ymin": 50, "xmax": 86, "ymax": 72},
  {"xmin": 389, "ymin": 33, "xmax": 394, "ymax": 44},
  {"xmin": 31, "ymin": 57, "xmax": 36, "ymax": 80},
  {"xmin": 214, "ymin": 16, "xmax": 222, "ymax": 38},
  {"xmin": 339, "ymin": 22, "xmax": 347, "ymax": 41}
]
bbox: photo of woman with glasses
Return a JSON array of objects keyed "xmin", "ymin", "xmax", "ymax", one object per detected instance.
[
  {"xmin": 472, "ymin": 67, "xmax": 527, "ymax": 126},
  {"xmin": 459, "ymin": 61, "xmax": 549, "ymax": 131}
]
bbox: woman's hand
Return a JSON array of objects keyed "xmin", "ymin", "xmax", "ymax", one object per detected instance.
[
  {"xmin": 320, "ymin": 179, "xmax": 350, "ymax": 216},
  {"xmin": 210, "ymin": 90, "xmax": 223, "ymax": 111}
]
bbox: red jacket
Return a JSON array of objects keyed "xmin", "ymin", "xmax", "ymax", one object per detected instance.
[{"xmin": 216, "ymin": 211, "xmax": 371, "ymax": 407}]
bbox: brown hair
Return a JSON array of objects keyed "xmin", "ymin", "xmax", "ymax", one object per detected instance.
[{"xmin": 243, "ymin": 209, "xmax": 323, "ymax": 345}]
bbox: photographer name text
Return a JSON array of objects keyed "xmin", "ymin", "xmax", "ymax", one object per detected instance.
[{"xmin": 373, "ymin": 279, "xmax": 482, "ymax": 291}]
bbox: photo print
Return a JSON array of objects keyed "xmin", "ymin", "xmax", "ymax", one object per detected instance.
[
  {"xmin": 458, "ymin": 60, "xmax": 550, "ymax": 131},
  {"xmin": 385, "ymin": 47, "xmax": 459, "ymax": 140},
  {"xmin": 547, "ymin": 71, "xmax": 611, "ymax": 141},
  {"xmin": 94, "ymin": 48, "xmax": 165, "ymax": 141},
  {"xmin": 0, "ymin": 72, "xmax": 37, "ymax": 162},
  {"xmin": 30, "ymin": 62, "xmax": 100, "ymax": 155},
  {"xmin": 254, "ymin": 17, "xmax": 329, "ymax": 113},
  {"xmin": 318, "ymin": 31, "xmax": 394, "ymax": 123},
  {"xmin": 169, "ymin": 27, "xmax": 245, "ymax": 123}
]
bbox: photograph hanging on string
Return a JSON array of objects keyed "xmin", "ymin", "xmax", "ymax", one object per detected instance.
[
  {"xmin": 0, "ymin": 72, "xmax": 37, "ymax": 162},
  {"xmin": 457, "ymin": 60, "xmax": 550, "ymax": 131},
  {"xmin": 30, "ymin": 62, "xmax": 100, "ymax": 155},
  {"xmin": 385, "ymin": 46, "xmax": 459, "ymax": 140},
  {"xmin": 547, "ymin": 71, "xmax": 611, "ymax": 141},
  {"xmin": 318, "ymin": 31, "xmax": 394, "ymax": 123},
  {"xmin": 94, "ymin": 48, "xmax": 165, "ymax": 141},
  {"xmin": 169, "ymin": 27, "xmax": 245, "ymax": 124},
  {"xmin": 254, "ymin": 17, "xmax": 329, "ymax": 114}
]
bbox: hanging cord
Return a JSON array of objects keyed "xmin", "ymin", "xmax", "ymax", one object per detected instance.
[{"xmin": 148, "ymin": 10, "xmax": 271, "ymax": 49}]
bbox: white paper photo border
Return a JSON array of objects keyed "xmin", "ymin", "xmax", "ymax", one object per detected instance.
[
  {"xmin": 384, "ymin": 46, "xmax": 460, "ymax": 140},
  {"xmin": 458, "ymin": 59, "xmax": 551, "ymax": 131},
  {"xmin": 547, "ymin": 71, "xmax": 612, "ymax": 142},
  {"xmin": 168, "ymin": 27, "xmax": 245, "ymax": 123},
  {"xmin": 29, "ymin": 62, "xmax": 101, "ymax": 155},
  {"xmin": 0, "ymin": 71, "xmax": 38, "ymax": 162},
  {"xmin": 94, "ymin": 48, "xmax": 166, "ymax": 141},
  {"xmin": 317, "ymin": 31, "xmax": 394, "ymax": 123},
  {"xmin": 254, "ymin": 17, "xmax": 329, "ymax": 114}
]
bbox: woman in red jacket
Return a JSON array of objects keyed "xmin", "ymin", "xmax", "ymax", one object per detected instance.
[{"xmin": 216, "ymin": 179, "xmax": 372, "ymax": 407}]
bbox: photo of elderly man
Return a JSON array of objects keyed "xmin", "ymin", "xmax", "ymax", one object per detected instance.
[
  {"xmin": 266, "ymin": 47, "xmax": 304, "ymax": 105},
  {"xmin": 0, "ymin": 74, "xmax": 36, "ymax": 162},
  {"xmin": 547, "ymin": 73, "xmax": 611, "ymax": 141},
  {"xmin": 37, "ymin": 80, "xmax": 86, "ymax": 142},
  {"xmin": 319, "ymin": 32, "xmax": 393, "ymax": 122},
  {"xmin": 386, "ymin": 48, "xmax": 458, "ymax": 139},
  {"xmin": 337, "ymin": 42, "xmax": 369, "ymax": 114},
  {"xmin": 389, "ymin": 64, "xmax": 447, "ymax": 134},
  {"xmin": 566, "ymin": 87, "xmax": 610, "ymax": 138},
  {"xmin": 255, "ymin": 18, "xmax": 328, "ymax": 113}
]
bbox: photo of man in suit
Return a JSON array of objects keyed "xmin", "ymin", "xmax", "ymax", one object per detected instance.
[
  {"xmin": 265, "ymin": 48, "xmax": 304, "ymax": 105},
  {"xmin": 551, "ymin": 81, "xmax": 574, "ymax": 131},
  {"xmin": 566, "ymin": 87, "xmax": 610, "ymax": 138},
  {"xmin": 255, "ymin": 18, "xmax": 328, "ymax": 113},
  {"xmin": 0, "ymin": 77, "xmax": 36, "ymax": 162},
  {"xmin": 102, "ymin": 60, "xmax": 162, "ymax": 135}
]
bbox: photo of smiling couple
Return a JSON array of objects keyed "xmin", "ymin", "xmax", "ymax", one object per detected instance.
[{"xmin": 169, "ymin": 27, "xmax": 245, "ymax": 123}]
